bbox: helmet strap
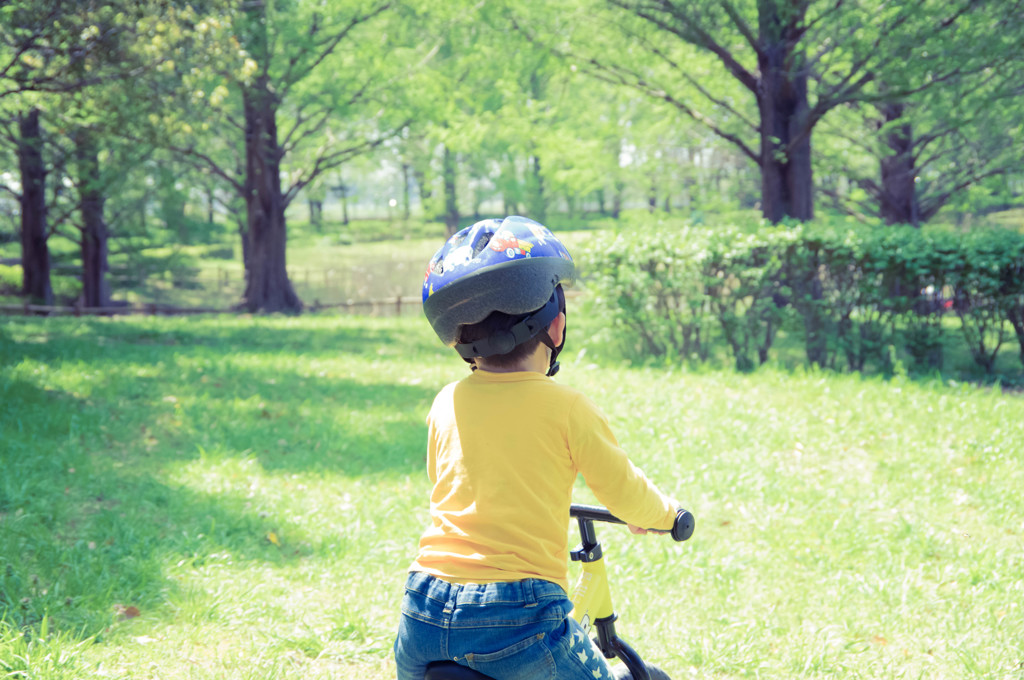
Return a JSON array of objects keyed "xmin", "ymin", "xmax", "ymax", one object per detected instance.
[
  {"xmin": 455, "ymin": 291, "xmax": 561, "ymax": 362},
  {"xmin": 454, "ymin": 286, "xmax": 566, "ymax": 376},
  {"xmin": 541, "ymin": 286, "xmax": 567, "ymax": 377}
]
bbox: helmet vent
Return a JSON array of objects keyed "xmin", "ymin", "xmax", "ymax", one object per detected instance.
[{"xmin": 472, "ymin": 233, "xmax": 492, "ymax": 257}]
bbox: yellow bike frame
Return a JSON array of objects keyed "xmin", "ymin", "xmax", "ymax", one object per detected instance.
[
  {"xmin": 566, "ymin": 504, "xmax": 653, "ymax": 679},
  {"xmin": 570, "ymin": 545, "xmax": 614, "ymax": 633}
]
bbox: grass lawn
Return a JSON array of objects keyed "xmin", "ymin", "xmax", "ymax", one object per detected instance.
[{"xmin": 1, "ymin": 314, "xmax": 1023, "ymax": 679}]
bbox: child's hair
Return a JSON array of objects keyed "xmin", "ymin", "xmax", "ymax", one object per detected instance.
[{"xmin": 458, "ymin": 310, "xmax": 544, "ymax": 369}]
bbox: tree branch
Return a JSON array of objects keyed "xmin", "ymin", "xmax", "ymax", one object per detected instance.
[
  {"xmin": 608, "ymin": 0, "xmax": 760, "ymax": 94},
  {"xmin": 47, "ymin": 203, "xmax": 78, "ymax": 238},
  {"xmin": 580, "ymin": 58, "xmax": 760, "ymax": 163},
  {"xmin": 154, "ymin": 138, "xmax": 244, "ymax": 196},
  {"xmin": 718, "ymin": 0, "xmax": 762, "ymax": 58},
  {"xmin": 282, "ymin": 123, "xmax": 405, "ymax": 207},
  {"xmin": 920, "ymin": 167, "xmax": 1008, "ymax": 221},
  {"xmin": 278, "ymin": 1, "xmax": 392, "ymax": 97},
  {"xmin": 629, "ymin": 27, "xmax": 760, "ymax": 134},
  {"xmin": 0, "ymin": 183, "xmax": 21, "ymax": 201}
]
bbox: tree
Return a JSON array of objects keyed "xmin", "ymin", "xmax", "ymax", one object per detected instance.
[
  {"xmin": 0, "ymin": 0, "xmax": 76, "ymax": 305},
  {"xmin": 13, "ymin": 108, "xmax": 52, "ymax": 304},
  {"xmin": 158, "ymin": 0, "xmax": 409, "ymax": 312},
  {"xmin": 560, "ymin": 0, "xmax": 994, "ymax": 223},
  {"xmin": 394, "ymin": 0, "xmax": 590, "ymax": 232},
  {"xmin": 818, "ymin": 37, "xmax": 1024, "ymax": 225},
  {"xmin": 1, "ymin": 0, "xmax": 202, "ymax": 306},
  {"xmin": 821, "ymin": 93, "xmax": 1023, "ymax": 226},
  {"xmin": 393, "ymin": 2, "xmax": 509, "ymax": 234}
]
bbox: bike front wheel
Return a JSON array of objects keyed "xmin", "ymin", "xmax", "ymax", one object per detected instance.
[{"xmin": 611, "ymin": 663, "xmax": 672, "ymax": 680}]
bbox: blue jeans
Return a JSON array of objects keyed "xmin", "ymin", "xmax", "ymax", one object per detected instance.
[{"xmin": 394, "ymin": 572, "xmax": 614, "ymax": 680}]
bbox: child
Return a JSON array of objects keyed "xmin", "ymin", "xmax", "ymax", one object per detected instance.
[{"xmin": 394, "ymin": 216, "xmax": 681, "ymax": 680}]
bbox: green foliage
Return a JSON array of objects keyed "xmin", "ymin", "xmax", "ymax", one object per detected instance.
[
  {"xmin": 0, "ymin": 264, "xmax": 81, "ymax": 304},
  {"xmin": 704, "ymin": 225, "xmax": 796, "ymax": 371},
  {"xmin": 581, "ymin": 216, "xmax": 1024, "ymax": 379},
  {"xmin": 5, "ymin": 0, "xmax": 1024, "ymax": 310},
  {"xmin": 948, "ymin": 228, "xmax": 1024, "ymax": 373},
  {"xmin": 579, "ymin": 219, "xmax": 714, "ymax": 363},
  {"xmin": 151, "ymin": 165, "xmax": 222, "ymax": 246},
  {"xmin": 0, "ymin": 265, "xmax": 19, "ymax": 296}
]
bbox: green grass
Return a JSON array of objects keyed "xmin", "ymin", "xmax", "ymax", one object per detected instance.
[{"xmin": 2, "ymin": 314, "xmax": 1023, "ymax": 679}]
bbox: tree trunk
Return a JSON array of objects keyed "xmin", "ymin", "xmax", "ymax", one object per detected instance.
[
  {"xmin": 1009, "ymin": 307, "xmax": 1024, "ymax": 368},
  {"xmin": 413, "ymin": 166, "xmax": 431, "ymax": 213},
  {"xmin": 472, "ymin": 186, "xmax": 483, "ymax": 220},
  {"xmin": 242, "ymin": 78, "xmax": 302, "ymax": 313},
  {"xmin": 74, "ymin": 130, "xmax": 111, "ymax": 308},
  {"xmin": 207, "ymin": 185, "xmax": 216, "ymax": 224},
  {"xmin": 17, "ymin": 108, "xmax": 53, "ymax": 305},
  {"xmin": 876, "ymin": 101, "xmax": 920, "ymax": 226},
  {"xmin": 787, "ymin": 244, "xmax": 829, "ymax": 367},
  {"xmin": 501, "ymin": 156, "xmax": 519, "ymax": 216},
  {"xmin": 758, "ymin": 3, "xmax": 814, "ymax": 223},
  {"xmin": 526, "ymin": 68, "xmax": 548, "ymax": 222},
  {"xmin": 234, "ymin": 216, "xmax": 248, "ymax": 278},
  {"xmin": 308, "ymin": 199, "xmax": 323, "ymax": 230},
  {"xmin": 237, "ymin": 0, "xmax": 301, "ymax": 313},
  {"xmin": 443, "ymin": 145, "xmax": 459, "ymax": 236},
  {"xmin": 401, "ymin": 162, "xmax": 412, "ymax": 220},
  {"xmin": 612, "ymin": 180, "xmax": 624, "ymax": 219},
  {"xmin": 527, "ymin": 155, "xmax": 546, "ymax": 221}
]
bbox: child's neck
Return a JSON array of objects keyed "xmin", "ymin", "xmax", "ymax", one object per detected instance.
[{"xmin": 476, "ymin": 347, "xmax": 550, "ymax": 374}]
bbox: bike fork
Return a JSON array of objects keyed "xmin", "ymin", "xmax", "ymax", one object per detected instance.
[{"xmin": 593, "ymin": 615, "xmax": 649, "ymax": 680}]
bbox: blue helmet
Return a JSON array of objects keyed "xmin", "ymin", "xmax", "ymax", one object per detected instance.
[{"xmin": 422, "ymin": 216, "xmax": 575, "ymax": 358}]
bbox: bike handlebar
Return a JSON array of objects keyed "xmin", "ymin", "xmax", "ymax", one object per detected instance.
[{"xmin": 570, "ymin": 503, "xmax": 695, "ymax": 542}]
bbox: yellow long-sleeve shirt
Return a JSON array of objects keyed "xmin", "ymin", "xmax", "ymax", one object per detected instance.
[{"xmin": 411, "ymin": 370, "xmax": 678, "ymax": 593}]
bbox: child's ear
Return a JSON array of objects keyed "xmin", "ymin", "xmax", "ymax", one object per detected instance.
[{"xmin": 548, "ymin": 312, "xmax": 566, "ymax": 347}]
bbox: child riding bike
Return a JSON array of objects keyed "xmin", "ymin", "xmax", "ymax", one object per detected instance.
[{"xmin": 394, "ymin": 216, "xmax": 687, "ymax": 680}]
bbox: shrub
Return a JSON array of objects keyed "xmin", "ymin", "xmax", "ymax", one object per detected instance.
[
  {"xmin": 578, "ymin": 224, "xmax": 713, "ymax": 363},
  {"xmin": 0, "ymin": 264, "xmax": 20, "ymax": 296},
  {"xmin": 704, "ymin": 225, "xmax": 795, "ymax": 371},
  {"xmin": 948, "ymin": 228, "xmax": 1024, "ymax": 373},
  {"xmin": 581, "ymin": 216, "xmax": 1024, "ymax": 376}
]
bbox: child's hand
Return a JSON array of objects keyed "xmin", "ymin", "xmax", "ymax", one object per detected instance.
[{"xmin": 628, "ymin": 524, "xmax": 670, "ymax": 536}]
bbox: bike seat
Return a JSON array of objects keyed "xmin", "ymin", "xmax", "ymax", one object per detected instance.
[{"xmin": 424, "ymin": 661, "xmax": 495, "ymax": 680}]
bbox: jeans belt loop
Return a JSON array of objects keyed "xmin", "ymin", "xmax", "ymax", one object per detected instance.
[{"xmin": 524, "ymin": 579, "xmax": 538, "ymax": 607}]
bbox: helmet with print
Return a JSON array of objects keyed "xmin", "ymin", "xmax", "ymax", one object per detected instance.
[{"xmin": 422, "ymin": 216, "xmax": 575, "ymax": 376}]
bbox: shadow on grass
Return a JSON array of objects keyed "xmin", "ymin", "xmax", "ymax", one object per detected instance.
[
  {"xmin": 0, "ymin": 316, "xmax": 439, "ymax": 636},
  {"xmin": 1, "ymin": 314, "xmax": 439, "ymax": 358}
]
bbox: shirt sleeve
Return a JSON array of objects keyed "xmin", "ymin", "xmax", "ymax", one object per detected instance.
[
  {"xmin": 426, "ymin": 421, "xmax": 438, "ymax": 484},
  {"xmin": 425, "ymin": 389, "xmax": 445, "ymax": 485},
  {"xmin": 567, "ymin": 393, "xmax": 678, "ymax": 531}
]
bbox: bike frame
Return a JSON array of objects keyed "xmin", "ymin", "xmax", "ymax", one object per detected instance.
[{"xmin": 568, "ymin": 504, "xmax": 652, "ymax": 680}]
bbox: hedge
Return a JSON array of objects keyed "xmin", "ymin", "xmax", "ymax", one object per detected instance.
[{"xmin": 579, "ymin": 218, "xmax": 1024, "ymax": 376}]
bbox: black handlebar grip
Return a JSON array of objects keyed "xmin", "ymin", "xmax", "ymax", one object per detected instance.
[{"xmin": 671, "ymin": 509, "xmax": 695, "ymax": 541}]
